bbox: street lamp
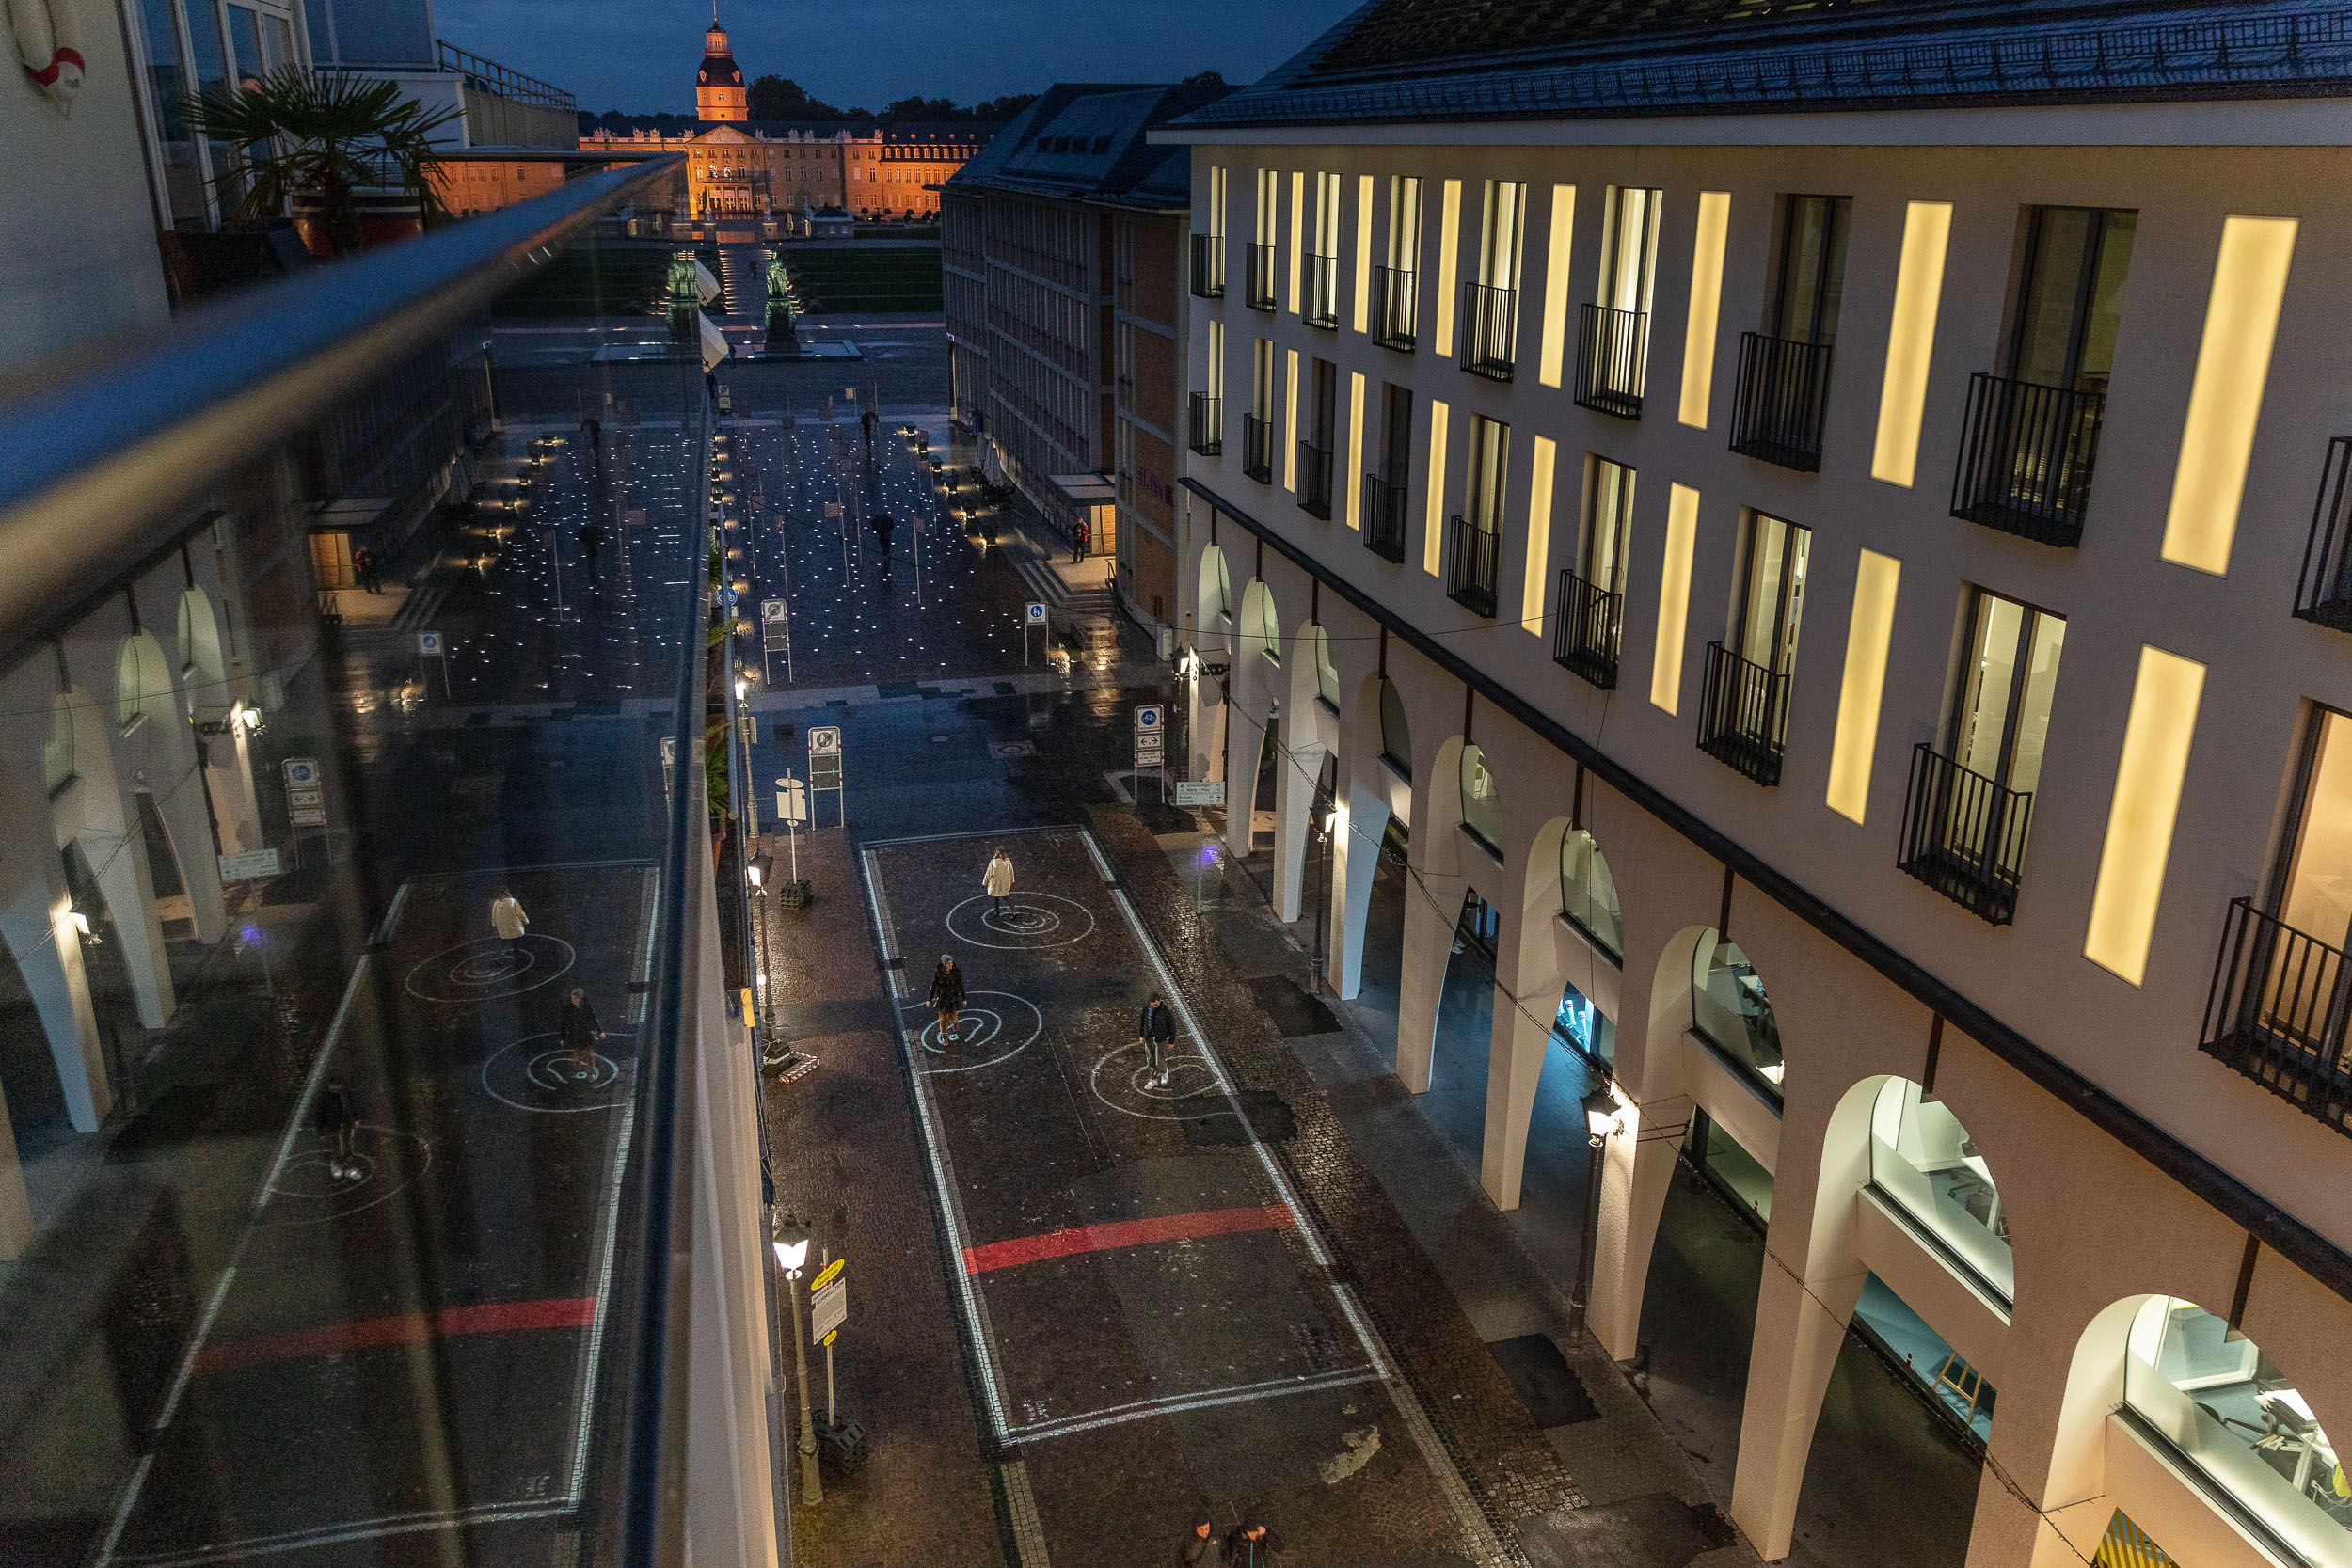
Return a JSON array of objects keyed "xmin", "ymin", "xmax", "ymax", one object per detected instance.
[
  {"xmin": 1567, "ymin": 1085, "xmax": 1622, "ymax": 1351},
  {"xmin": 748, "ymin": 849, "xmax": 775, "ymax": 1024},
  {"xmin": 1311, "ymin": 804, "xmax": 1341, "ymax": 991},
  {"xmin": 771, "ymin": 1213, "xmax": 823, "ymax": 1504}
]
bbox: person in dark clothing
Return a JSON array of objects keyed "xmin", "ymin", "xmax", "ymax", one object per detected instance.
[
  {"xmin": 559, "ymin": 987, "xmax": 606, "ymax": 1077},
  {"xmin": 1181, "ymin": 1519, "xmax": 1226, "ymax": 1566},
  {"xmin": 316, "ymin": 1074, "xmax": 359, "ymax": 1180},
  {"xmin": 706, "ymin": 369, "xmax": 719, "ymax": 402},
  {"xmin": 872, "ymin": 512, "xmax": 896, "ymax": 561},
  {"xmin": 1137, "ymin": 992, "xmax": 1177, "ymax": 1089},
  {"xmin": 1222, "ymin": 1522, "xmax": 1280, "ymax": 1567},
  {"xmin": 928, "ymin": 955, "xmax": 966, "ymax": 1044},
  {"xmin": 860, "ymin": 404, "xmax": 879, "ymax": 458},
  {"xmin": 581, "ymin": 521, "xmax": 607, "ymax": 571},
  {"xmin": 1072, "ymin": 517, "xmax": 1089, "ymax": 563}
]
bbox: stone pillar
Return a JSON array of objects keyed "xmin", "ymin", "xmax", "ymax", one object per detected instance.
[
  {"xmin": 1480, "ymin": 915, "xmax": 1566, "ymax": 1211},
  {"xmin": 0, "ymin": 827, "xmax": 108, "ymax": 1132},
  {"xmin": 1730, "ymin": 1227, "xmax": 1866, "ymax": 1560},
  {"xmin": 1268, "ymin": 732, "xmax": 1325, "ymax": 925},
  {"xmin": 1222, "ymin": 690, "xmax": 1267, "ymax": 859},
  {"xmin": 1393, "ymin": 859, "xmax": 1463, "ymax": 1094},
  {"xmin": 1589, "ymin": 1100, "xmax": 1685, "ymax": 1358},
  {"xmin": 1326, "ymin": 763, "xmax": 1388, "ymax": 1000}
]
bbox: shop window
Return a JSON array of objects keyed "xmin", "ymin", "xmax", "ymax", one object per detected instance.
[
  {"xmin": 1379, "ymin": 677, "xmax": 1410, "ymax": 779},
  {"xmin": 2122, "ymin": 1299, "xmax": 2352, "ymax": 1557},
  {"xmin": 1559, "ymin": 826, "xmax": 1622, "ymax": 961},
  {"xmin": 2094, "ymin": 1510, "xmax": 2180, "ymax": 1568},
  {"xmin": 1457, "ymin": 888, "xmax": 1500, "ymax": 956},
  {"xmin": 1460, "ymin": 743, "xmax": 1502, "ymax": 853},
  {"xmin": 1867, "ymin": 1079, "xmax": 2013, "ymax": 1305},
  {"xmin": 1692, "ymin": 930, "xmax": 1783, "ymax": 1101},
  {"xmin": 1551, "ymin": 984, "xmax": 1615, "ymax": 1067},
  {"xmin": 1686, "ymin": 1108, "xmax": 1772, "ymax": 1225},
  {"xmin": 1850, "ymin": 1273, "xmax": 1995, "ymax": 1443}
]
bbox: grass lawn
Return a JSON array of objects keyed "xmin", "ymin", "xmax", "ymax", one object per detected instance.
[
  {"xmin": 493, "ymin": 245, "xmax": 730, "ymax": 318},
  {"xmin": 781, "ymin": 245, "xmax": 942, "ymax": 312}
]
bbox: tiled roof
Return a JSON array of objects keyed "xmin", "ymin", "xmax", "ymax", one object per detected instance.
[{"xmin": 948, "ymin": 82, "xmax": 1234, "ymax": 205}]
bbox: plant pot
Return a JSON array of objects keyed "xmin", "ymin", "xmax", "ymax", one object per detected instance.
[{"xmin": 290, "ymin": 185, "xmax": 424, "ymax": 259}]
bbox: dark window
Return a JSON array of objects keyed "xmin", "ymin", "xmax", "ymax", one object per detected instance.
[
  {"xmin": 2009, "ymin": 207, "xmax": 2137, "ymax": 392},
  {"xmin": 1772, "ymin": 195, "xmax": 1851, "ymax": 345}
]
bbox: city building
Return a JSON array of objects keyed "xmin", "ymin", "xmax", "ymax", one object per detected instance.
[
  {"xmin": 694, "ymin": 12, "xmax": 745, "ymax": 121},
  {"xmin": 1158, "ymin": 2, "xmax": 2352, "ymax": 1565},
  {"xmin": 943, "ymin": 80, "xmax": 1232, "ymax": 636}
]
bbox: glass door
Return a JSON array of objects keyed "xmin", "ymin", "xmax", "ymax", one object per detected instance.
[
  {"xmin": 1583, "ymin": 456, "xmax": 1634, "ymax": 595},
  {"xmin": 1772, "ymin": 195, "xmax": 1851, "ymax": 346},
  {"xmin": 2010, "ymin": 206, "xmax": 2137, "ymax": 393}
]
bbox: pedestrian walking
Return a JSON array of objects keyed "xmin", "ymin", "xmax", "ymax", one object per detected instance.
[
  {"xmin": 581, "ymin": 520, "xmax": 607, "ymax": 571},
  {"xmin": 559, "ymin": 986, "xmax": 606, "ymax": 1078},
  {"xmin": 982, "ymin": 847, "xmax": 1015, "ymax": 915},
  {"xmin": 706, "ymin": 369, "xmax": 719, "ymax": 403},
  {"xmin": 1072, "ymin": 517, "xmax": 1089, "ymax": 563},
  {"xmin": 861, "ymin": 403, "xmax": 878, "ymax": 458},
  {"xmin": 1137, "ymin": 991, "xmax": 1177, "ymax": 1088},
  {"xmin": 1222, "ymin": 1522, "xmax": 1281, "ymax": 1568},
  {"xmin": 927, "ymin": 953, "xmax": 966, "ymax": 1045},
  {"xmin": 490, "ymin": 886, "xmax": 530, "ymax": 958},
  {"xmin": 316, "ymin": 1073, "xmax": 360, "ymax": 1180},
  {"xmin": 872, "ymin": 511, "xmax": 896, "ymax": 560},
  {"xmin": 1181, "ymin": 1519, "xmax": 1227, "ymax": 1566}
]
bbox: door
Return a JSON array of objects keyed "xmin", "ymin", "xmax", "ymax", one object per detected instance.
[
  {"xmin": 1772, "ymin": 194, "xmax": 1851, "ymax": 345},
  {"xmin": 2009, "ymin": 207, "xmax": 2137, "ymax": 392},
  {"xmin": 1944, "ymin": 589, "xmax": 2066, "ymax": 876},
  {"xmin": 1734, "ymin": 513, "xmax": 1809, "ymax": 748}
]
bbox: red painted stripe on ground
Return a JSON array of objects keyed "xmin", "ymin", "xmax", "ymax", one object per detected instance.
[
  {"xmin": 193, "ymin": 1296, "xmax": 597, "ymax": 1375},
  {"xmin": 962, "ymin": 1204, "xmax": 1292, "ymax": 1275}
]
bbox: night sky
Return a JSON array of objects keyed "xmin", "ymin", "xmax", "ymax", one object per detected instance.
[{"xmin": 431, "ymin": 0, "xmax": 1359, "ymax": 118}]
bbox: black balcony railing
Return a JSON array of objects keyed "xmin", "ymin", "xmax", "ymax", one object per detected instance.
[
  {"xmin": 1460, "ymin": 281, "xmax": 1518, "ymax": 381},
  {"xmin": 1242, "ymin": 413, "xmax": 1273, "ymax": 482},
  {"xmin": 1446, "ymin": 516, "xmax": 1501, "ymax": 617},
  {"xmin": 1189, "ymin": 232, "xmax": 1224, "ymax": 299},
  {"xmin": 1552, "ymin": 567, "xmax": 1622, "ymax": 689},
  {"xmin": 1372, "ymin": 266, "xmax": 1417, "ymax": 350},
  {"xmin": 1298, "ymin": 439, "xmax": 1334, "ymax": 517},
  {"xmin": 1950, "ymin": 372, "xmax": 2106, "ymax": 547},
  {"xmin": 1696, "ymin": 641, "xmax": 1789, "ymax": 785},
  {"xmin": 1363, "ymin": 467, "xmax": 1408, "ymax": 562},
  {"xmin": 1576, "ymin": 303, "xmax": 1646, "ymax": 419},
  {"xmin": 1189, "ymin": 391, "xmax": 1222, "ymax": 456},
  {"xmin": 1306, "ymin": 252, "xmax": 1340, "ymax": 328},
  {"xmin": 1245, "ymin": 242, "xmax": 1278, "ymax": 310},
  {"xmin": 2295, "ymin": 436, "xmax": 2352, "ymax": 633},
  {"xmin": 1730, "ymin": 332, "xmax": 1833, "ymax": 472},
  {"xmin": 2201, "ymin": 898, "xmax": 2352, "ymax": 1133},
  {"xmin": 1897, "ymin": 744, "xmax": 2033, "ymax": 926}
]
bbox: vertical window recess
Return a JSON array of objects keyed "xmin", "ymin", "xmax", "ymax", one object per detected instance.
[
  {"xmin": 1872, "ymin": 201, "xmax": 1953, "ymax": 488},
  {"xmin": 1525, "ymin": 437, "xmax": 1558, "ymax": 633},
  {"xmin": 1424, "ymin": 399, "xmax": 1451, "ymax": 577},
  {"xmin": 1347, "ymin": 372, "xmax": 1366, "ymax": 531},
  {"xmin": 1354, "ymin": 174, "xmax": 1375, "ymax": 334},
  {"xmin": 1289, "ymin": 170, "xmax": 1306, "ymax": 314},
  {"xmin": 1679, "ymin": 192, "xmax": 1731, "ymax": 429},
  {"xmin": 1652, "ymin": 483, "xmax": 1700, "ymax": 715},
  {"xmin": 1827, "ymin": 549, "xmax": 1901, "ymax": 824},
  {"xmin": 2160, "ymin": 214, "xmax": 2297, "ymax": 577},
  {"xmin": 1435, "ymin": 180, "xmax": 1462, "ymax": 359},
  {"xmin": 1539, "ymin": 184, "xmax": 1575, "ymax": 389},
  {"xmin": 2085, "ymin": 646, "xmax": 2206, "ymax": 986},
  {"xmin": 1284, "ymin": 349, "xmax": 1300, "ymax": 490}
]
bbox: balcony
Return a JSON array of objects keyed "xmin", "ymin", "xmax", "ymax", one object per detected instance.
[
  {"xmin": 1189, "ymin": 232, "xmax": 1224, "ymax": 299},
  {"xmin": 1576, "ymin": 303, "xmax": 1646, "ymax": 419},
  {"xmin": 1245, "ymin": 242, "xmax": 1277, "ymax": 311},
  {"xmin": 2295, "ymin": 436, "xmax": 2352, "ymax": 632},
  {"xmin": 1189, "ymin": 391, "xmax": 1223, "ymax": 456},
  {"xmin": 1305, "ymin": 252, "xmax": 1340, "ymax": 328},
  {"xmin": 1696, "ymin": 641, "xmax": 1789, "ymax": 785},
  {"xmin": 1372, "ymin": 266, "xmax": 1417, "ymax": 351},
  {"xmin": 1897, "ymin": 744, "xmax": 2033, "ymax": 926},
  {"xmin": 1363, "ymin": 466, "xmax": 1408, "ymax": 562},
  {"xmin": 1730, "ymin": 332, "xmax": 1833, "ymax": 472},
  {"xmin": 1552, "ymin": 567, "xmax": 1622, "ymax": 689},
  {"xmin": 1950, "ymin": 372, "xmax": 2106, "ymax": 547},
  {"xmin": 2201, "ymin": 899, "xmax": 2352, "ymax": 1133},
  {"xmin": 1242, "ymin": 413, "xmax": 1274, "ymax": 483},
  {"xmin": 1297, "ymin": 439, "xmax": 1334, "ymax": 518},
  {"xmin": 1446, "ymin": 517, "xmax": 1501, "ymax": 617},
  {"xmin": 1460, "ymin": 281, "xmax": 1518, "ymax": 382}
]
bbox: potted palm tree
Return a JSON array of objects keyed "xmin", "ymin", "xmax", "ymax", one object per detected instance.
[{"xmin": 183, "ymin": 71, "xmax": 458, "ymax": 259}]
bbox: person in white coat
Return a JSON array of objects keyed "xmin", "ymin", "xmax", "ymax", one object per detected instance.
[
  {"xmin": 490, "ymin": 887, "xmax": 529, "ymax": 958},
  {"xmin": 982, "ymin": 847, "xmax": 1015, "ymax": 916}
]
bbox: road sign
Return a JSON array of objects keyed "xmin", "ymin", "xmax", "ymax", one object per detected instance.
[
  {"xmin": 761, "ymin": 598, "xmax": 790, "ymax": 652},
  {"xmin": 1134, "ymin": 732, "xmax": 1165, "ymax": 766},
  {"xmin": 775, "ymin": 776, "xmax": 809, "ymax": 825},
  {"xmin": 217, "ymin": 848, "xmax": 280, "ymax": 881},
  {"xmin": 810, "ymin": 1261, "xmax": 847, "ymax": 1342},
  {"xmin": 282, "ymin": 757, "xmax": 327, "ymax": 827},
  {"xmin": 1134, "ymin": 704, "xmax": 1163, "ymax": 731},
  {"xmin": 808, "ymin": 725, "xmax": 841, "ymax": 757},
  {"xmin": 1025, "ymin": 602, "xmax": 1046, "ymax": 625},
  {"xmin": 1173, "ymin": 780, "xmax": 1226, "ymax": 807},
  {"xmin": 418, "ymin": 631, "xmax": 443, "ymax": 657}
]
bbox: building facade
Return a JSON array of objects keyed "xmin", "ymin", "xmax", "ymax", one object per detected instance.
[
  {"xmin": 1160, "ymin": 4, "xmax": 2352, "ymax": 1566},
  {"xmin": 694, "ymin": 15, "xmax": 744, "ymax": 121},
  {"xmin": 585, "ymin": 119, "xmax": 986, "ymax": 221},
  {"xmin": 944, "ymin": 82, "xmax": 1231, "ymax": 636}
]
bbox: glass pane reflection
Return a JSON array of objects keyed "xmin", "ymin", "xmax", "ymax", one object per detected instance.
[
  {"xmin": 1692, "ymin": 930, "xmax": 1782, "ymax": 1099},
  {"xmin": 1866, "ymin": 1080, "xmax": 2012, "ymax": 1303}
]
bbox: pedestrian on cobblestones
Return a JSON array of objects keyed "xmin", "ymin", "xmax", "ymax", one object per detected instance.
[
  {"xmin": 1137, "ymin": 991, "xmax": 1177, "ymax": 1088},
  {"xmin": 1222, "ymin": 1521, "xmax": 1280, "ymax": 1567},
  {"xmin": 490, "ymin": 886, "xmax": 530, "ymax": 958},
  {"xmin": 983, "ymin": 847, "xmax": 1014, "ymax": 915},
  {"xmin": 316, "ymin": 1074, "xmax": 359, "ymax": 1181},
  {"xmin": 928, "ymin": 953, "xmax": 966, "ymax": 1045},
  {"xmin": 1181, "ymin": 1519, "xmax": 1226, "ymax": 1565}
]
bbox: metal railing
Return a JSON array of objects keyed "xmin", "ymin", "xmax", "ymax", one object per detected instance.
[
  {"xmin": 1189, "ymin": 232, "xmax": 1225, "ymax": 299},
  {"xmin": 1363, "ymin": 467, "xmax": 1408, "ymax": 562},
  {"xmin": 2201, "ymin": 898, "xmax": 2352, "ymax": 1134},
  {"xmin": 1950, "ymin": 372, "xmax": 2106, "ymax": 547},
  {"xmin": 1372, "ymin": 265, "xmax": 1417, "ymax": 350},
  {"xmin": 1245, "ymin": 243, "xmax": 1278, "ymax": 310},
  {"xmin": 1189, "ymin": 391, "xmax": 1223, "ymax": 455},
  {"xmin": 2295, "ymin": 436, "xmax": 2352, "ymax": 633},
  {"xmin": 1242, "ymin": 413, "xmax": 1274, "ymax": 482},
  {"xmin": 1576, "ymin": 303, "xmax": 1646, "ymax": 419},
  {"xmin": 437, "ymin": 38, "xmax": 576, "ymax": 112},
  {"xmin": 1696, "ymin": 641, "xmax": 1790, "ymax": 785},
  {"xmin": 1297, "ymin": 439, "xmax": 1334, "ymax": 517},
  {"xmin": 1446, "ymin": 516, "xmax": 1501, "ymax": 617},
  {"xmin": 1306, "ymin": 252, "xmax": 1340, "ymax": 327},
  {"xmin": 1553, "ymin": 567, "xmax": 1622, "ymax": 689},
  {"xmin": 1730, "ymin": 332, "xmax": 1834, "ymax": 472},
  {"xmin": 1460, "ymin": 281, "xmax": 1518, "ymax": 381},
  {"xmin": 1897, "ymin": 744, "xmax": 2034, "ymax": 926}
]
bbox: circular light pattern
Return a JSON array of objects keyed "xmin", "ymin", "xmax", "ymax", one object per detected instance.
[
  {"xmin": 405, "ymin": 934, "xmax": 577, "ymax": 1002},
  {"xmin": 899, "ymin": 989, "xmax": 1041, "ymax": 1074},
  {"xmin": 1088, "ymin": 1039, "xmax": 1225, "ymax": 1122},
  {"xmin": 482, "ymin": 1030, "xmax": 633, "ymax": 1114},
  {"xmin": 943, "ymin": 893, "xmax": 1096, "ymax": 950},
  {"xmin": 262, "ymin": 1123, "xmax": 432, "ymax": 1225}
]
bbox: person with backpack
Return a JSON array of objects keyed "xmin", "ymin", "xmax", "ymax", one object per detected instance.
[
  {"xmin": 1137, "ymin": 992, "xmax": 1177, "ymax": 1089},
  {"xmin": 1222, "ymin": 1521, "xmax": 1280, "ymax": 1568},
  {"xmin": 928, "ymin": 954, "xmax": 966, "ymax": 1045}
]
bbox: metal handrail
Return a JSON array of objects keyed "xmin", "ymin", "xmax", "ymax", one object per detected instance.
[
  {"xmin": 437, "ymin": 37, "xmax": 577, "ymax": 112},
  {"xmin": 1553, "ymin": 566, "xmax": 1622, "ymax": 689},
  {"xmin": 1297, "ymin": 439, "xmax": 1333, "ymax": 517},
  {"xmin": 2202, "ymin": 897, "xmax": 2352, "ymax": 1133},
  {"xmin": 1242, "ymin": 413, "xmax": 1274, "ymax": 482},
  {"xmin": 2295, "ymin": 436, "xmax": 2352, "ymax": 633},
  {"xmin": 1460, "ymin": 281, "xmax": 1518, "ymax": 381},
  {"xmin": 1189, "ymin": 232, "xmax": 1225, "ymax": 299},
  {"xmin": 1245, "ymin": 243, "xmax": 1278, "ymax": 310},
  {"xmin": 1190, "ymin": 392, "xmax": 1224, "ymax": 456},
  {"xmin": 1446, "ymin": 515, "xmax": 1500, "ymax": 617},
  {"xmin": 1949, "ymin": 371, "xmax": 2106, "ymax": 547},
  {"xmin": 0, "ymin": 154, "xmax": 682, "ymax": 662},
  {"xmin": 1305, "ymin": 252, "xmax": 1340, "ymax": 327},
  {"xmin": 1371, "ymin": 265, "xmax": 1416, "ymax": 350},
  {"xmin": 1576, "ymin": 303, "xmax": 1646, "ymax": 419},
  {"xmin": 1363, "ymin": 468, "xmax": 1407, "ymax": 562},
  {"xmin": 1697, "ymin": 641, "xmax": 1789, "ymax": 785},
  {"xmin": 1897, "ymin": 743, "xmax": 2033, "ymax": 926},
  {"xmin": 1730, "ymin": 331, "xmax": 1833, "ymax": 472}
]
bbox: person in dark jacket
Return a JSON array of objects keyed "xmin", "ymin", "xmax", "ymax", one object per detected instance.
[
  {"xmin": 928, "ymin": 954, "xmax": 966, "ymax": 1044},
  {"xmin": 1181, "ymin": 1518, "xmax": 1225, "ymax": 1565},
  {"xmin": 1222, "ymin": 1521, "xmax": 1280, "ymax": 1567},
  {"xmin": 1137, "ymin": 992, "xmax": 1177, "ymax": 1088},
  {"xmin": 559, "ymin": 987, "xmax": 606, "ymax": 1077},
  {"xmin": 316, "ymin": 1073, "xmax": 359, "ymax": 1180}
]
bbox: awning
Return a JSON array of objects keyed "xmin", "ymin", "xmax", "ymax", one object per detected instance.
[
  {"xmin": 698, "ymin": 312, "xmax": 730, "ymax": 372},
  {"xmin": 1046, "ymin": 472, "xmax": 1116, "ymax": 506}
]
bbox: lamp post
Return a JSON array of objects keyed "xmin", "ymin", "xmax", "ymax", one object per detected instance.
[
  {"xmin": 747, "ymin": 850, "xmax": 774, "ymax": 1031},
  {"xmin": 1567, "ymin": 1085, "xmax": 1622, "ymax": 1351},
  {"xmin": 1312, "ymin": 803, "xmax": 1339, "ymax": 993},
  {"xmin": 771, "ymin": 1214, "xmax": 823, "ymax": 1504}
]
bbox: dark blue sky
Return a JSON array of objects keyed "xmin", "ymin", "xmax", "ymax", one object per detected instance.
[{"xmin": 430, "ymin": 0, "xmax": 1354, "ymax": 116}]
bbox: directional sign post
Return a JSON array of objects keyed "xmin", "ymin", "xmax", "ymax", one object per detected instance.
[
  {"xmin": 282, "ymin": 756, "xmax": 326, "ymax": 868},
  {"xmin": 418, "ymin": 630, "xmax": 450, "ymax": 700},
  {"xmin": 1133, "ymin": 704, "xmax": 1166, "ymax": 801},
  {"xmin": 760, "ymin": 597, "xmax": 791, "ymax": 684},
  {"xmin": 773, "ymin": 770, "xmax": 807, "ymax": 891},
  {"xmin": 1172, "ymin": 778, "xmax": 1227, "ymax": 915},
  {"xmin": 810, "ymin": 1256, "xmax": 847, "ymax": 1423},
  {"xmin": 808, "ymin": 726, "xmax": 843, "ymax": 826},
  {"xmin": 1024, "ymin": 600, "xmax": 1046, "ymax": 667}
]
